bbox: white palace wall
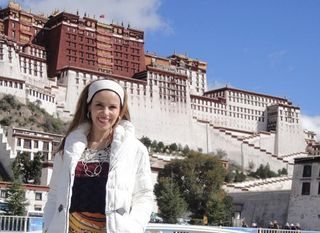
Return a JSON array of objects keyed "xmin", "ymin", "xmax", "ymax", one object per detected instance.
[
  {"xmin": 276, "ymin": 121, "xmax": 306, "ymax": 156},
  {"xmin": 57, "ymin": 70, "xmax": 86, "ymax": 114},
  {"xmin": 203, "ymin": 122, "xmax": 291, "ymax": 173},
  {"xmin": 249, "ymin": 132, "xmax": 276, "ymax": 155},
  {"xmin": 0, "ymin": 40, "xmax": 56, "ymax": 114},
  {"xmin": 131, "ymin": 85, "xmax": 193, "ymax": 146},
  {"xmin": 229, "ymin": 190, "xmax": 291, "ymax": 227},
  {"xmin": 8, "ymin": 64, "xmax": 300, "ymax": 175},
  {"xmin": 208, "ymin": 125, "xmax": 242, "ymax": 163},
  {"xmin": 0, "ymin": 79, "xmax": 26, "ymax": 103},
  {"xmin": 0, "ymin": 39, "xmax": 22, "ymax": 81}
]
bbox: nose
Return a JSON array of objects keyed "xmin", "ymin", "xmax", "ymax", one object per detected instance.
[{"xmin": 102, "ymin": 107, "xmax": 111, "ymax": 116}]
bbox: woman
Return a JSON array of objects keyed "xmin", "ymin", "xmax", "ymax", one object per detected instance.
[{"xmin": 43, "ymin": 79, "xmax": 153, "ymax": 233}]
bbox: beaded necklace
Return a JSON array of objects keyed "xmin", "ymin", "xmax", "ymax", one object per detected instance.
[{"xmin": 80, "ymin": 145, "xmax": 111, "ymax": 177}]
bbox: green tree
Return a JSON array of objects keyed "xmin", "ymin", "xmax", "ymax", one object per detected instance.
[
  {"xmin": 225, "ymin": 169, "xmax": 246, "ymax": 183},
  {"xmin": 156, "ymin": 151, "xmax": 232, "ymax": 225},
  {"xmin": 278, "ymin": 167, "xmax": 288, "ymax": 176},
  {"xmin": 182, "ymin": 145, "xmax": 190, "ymax": 155},
  {"xmin": 207, "ymin": 191, "xmax": 233, "ymax": 225},
  {"xmin": 31, "ymin": 152, "xmax": 42, "ymax": 184},
  {"xmin": 42, "ymin": 117, "xmax": 65, "ymax": 134},
  {"xmin": 151, "ymin": 140, "xmax": 158, "ymax": 152},
  {"xmin": 224, "ymin": 170, "xmax": 235, "ymax": 183},
  {"xmin": 12, "ymin": 152, "xmax": 42, "ymax": 184},
  {"xmin": 0, "ymin": 95, "xmax": 21, "ymax": 111},
  {"xmin": 140, "ymin": 136, "xmax": 152, "ymax": 149},
  {"xmin": 0, "ymin": 117, "xmax": 12, "ymax": 126},
  {"xmin": 249, "ymin": 163, "xmax": 277, "ymax": 179},
  {"xmin": 6, "ymin": 180, "xmax": 28, "ymax": 216},
  {"xmin": 157, "ymin": 141, "xmax": 164, "ymax": 152},
  {"xmin": 216, "ymin": 149, "xmax": 227, "ymax": 159},
  {"xmin": 169, "ymin": 143, "xmax": 178, "ymax": 152},
  {"xmin": 234, "ymin": 170, "xmax": 246, "ymax": 182},
  {"xmin": 154, "ymin": 177, "xmax": 187, "ymax": 223}
]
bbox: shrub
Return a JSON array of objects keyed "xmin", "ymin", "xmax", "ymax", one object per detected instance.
[{"xmin": 0, "ymin": 117, "xmax": 12, "ymax": 126}]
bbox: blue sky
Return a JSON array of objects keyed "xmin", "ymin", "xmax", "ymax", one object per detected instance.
[
  {"xmin": 145, "ymin": 1, "xmax": 320, "ymax": 115},
  {"xmin": 1, "ymin": 0, "xmax": 319, "ymax": 135}
]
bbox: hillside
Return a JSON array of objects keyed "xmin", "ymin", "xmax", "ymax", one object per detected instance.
[{"xmin": 0, "ymin": 95, "xmax": 68, "ymax": 135}]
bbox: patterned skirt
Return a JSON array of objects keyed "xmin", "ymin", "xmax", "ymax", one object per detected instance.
[{"xmin": 69, "ymin": 212, "xmax": 106, "ymax": 233}]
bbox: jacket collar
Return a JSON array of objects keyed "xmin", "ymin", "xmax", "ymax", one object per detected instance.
[{"xmin": 63, "ymin": 120, "xmax": 135, "ymax": 170}]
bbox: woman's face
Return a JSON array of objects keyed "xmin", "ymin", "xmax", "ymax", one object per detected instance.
[{"xmin": 88, "ymin": 90, "xmax": 121, "ymax": 134}]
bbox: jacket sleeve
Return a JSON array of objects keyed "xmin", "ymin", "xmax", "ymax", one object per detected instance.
[
  {"xmin": 129, "ymin": 143, "xmax": 154, "ymax": 232},
  {"xmin": 43, "ymin": 153, "xmax": 62, "ymax": 230}
]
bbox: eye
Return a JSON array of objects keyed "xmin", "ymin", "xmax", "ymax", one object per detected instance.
[{"xmin": 95, "ymin": 103, "xmax": 103, "ymax": 108}]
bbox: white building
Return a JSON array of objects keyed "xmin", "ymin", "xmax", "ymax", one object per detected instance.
[
  {"xmin": 224, "ymin": 155, "xmax": 320, "ymax": 230},
  {"xmin": 0, "ymin": 32, "xmax": 309, "ymax": 175},
  {"xmin": 5, "ymin": 127, "xmax": 63, "ymax": 185},
  {"xmin": 287, "ymin": 156, "xmax": 320, "ymax": 230},
  {"xmin": 0, "ymin": 181, "xmax": 48, "ymax": 216}
]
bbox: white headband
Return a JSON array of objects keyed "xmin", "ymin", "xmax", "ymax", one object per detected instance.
[{"xmin": 87, "ymin": 80, "xmax": 124, "ymax": 105}]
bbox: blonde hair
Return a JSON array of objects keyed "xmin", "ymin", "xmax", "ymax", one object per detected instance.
[{"xmin": 57, "ymin": 79, "xmax": 130, "ymax": 154}]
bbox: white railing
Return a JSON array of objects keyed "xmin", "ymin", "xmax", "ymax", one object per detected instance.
[
  {"xmin": 146, "ymin": 223, "xmax": 241, "ymax": 232},
  {"xmin": 0, "ymin": 215, "xmax": 42, "ymax": 233},
  {"xmin": 146, "ymin": 224, "xmax": 320, "ymax": 233},
  {"xmin": 1, "ymin": 216, "xmax": 320, "ymax": 233}
]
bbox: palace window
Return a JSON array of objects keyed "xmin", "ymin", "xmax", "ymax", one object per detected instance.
[
  {"xmin": 34, "ymin": 140, "xmax": 38, "ymax": 148},
  {"xmin": 35, "ymin": 192, "xmax": 42, "ymax": 200},
  {"xmin": 303, "ymin": 165, "xmax": 312, "ymax": 177},
  {"xmin": 43, "ymin": 142, "xmax": 49, "ymax": 151},
  {"xmin": 23, "ymin": 139, "xmax": 31, "ymax": 149},
  {"xmin": 301, "ymin": 182, "xmax": 310, "ymax": 195},
  {"xmin": 34, "ymin": 62, "xmax": 38, "ymax": 76},
  {"xmin": 34, "ymin": 205, "xmax": 42, "ymax": 211},
  {"xmin": 0, "ymin": 190, "xmax": 8, "ymax": 198}
]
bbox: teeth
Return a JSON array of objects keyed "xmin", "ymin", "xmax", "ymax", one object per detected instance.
[{"xmin": 98, "ymin": 117, "xmax": 110, "ymax": 122}]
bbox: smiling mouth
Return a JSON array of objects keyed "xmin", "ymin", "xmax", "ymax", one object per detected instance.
[{"xmin": 98, "ymin": 117, "xmax": 111, "ymax": 123}]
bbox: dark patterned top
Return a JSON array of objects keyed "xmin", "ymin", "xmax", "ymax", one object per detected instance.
[{"xmin": 69, "ymin": 146, "xmax": 110, "ymax": 214}]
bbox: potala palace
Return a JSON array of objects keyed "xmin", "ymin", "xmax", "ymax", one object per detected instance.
[{"xmin": 0, "ymin": 2, "xmax": 320, "ymax": 229}]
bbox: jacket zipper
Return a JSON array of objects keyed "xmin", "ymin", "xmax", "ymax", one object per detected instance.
[{"xmin": 63, "ymin": 171, "xmax": 72, "ymax": 233}]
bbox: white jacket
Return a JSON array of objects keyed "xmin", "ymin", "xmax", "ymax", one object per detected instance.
[{"xmin": 43, "ymin": 120, "xmax": 154, "ymax": 233}]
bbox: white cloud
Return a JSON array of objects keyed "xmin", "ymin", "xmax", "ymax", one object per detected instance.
[
  {"xmin": 268, "ymin": 50, "xmax": 287, "ymax": 59},
  {"xmin": 268, "ymin": 49, "xmax": 287, "ymax": 67},
  {"xmin": 11, "ymin": 0, "xmax": 168, "ymax": 31},
  {"xmin": 301, "ymin": 114, "xmax": 320, "ymax": 139}
]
